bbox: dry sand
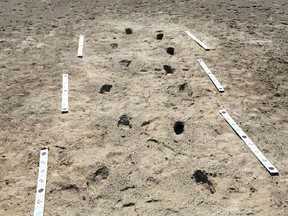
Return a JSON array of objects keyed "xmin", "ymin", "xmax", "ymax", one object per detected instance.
[{"xmin": 0, "ymin": 0, "xmax": 288, "ymax": 215}]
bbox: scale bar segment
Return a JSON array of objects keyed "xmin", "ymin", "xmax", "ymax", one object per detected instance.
[
  {"xmin": 219, "ymin": 109, "xmax": 278, "ymax": 174},
  {"xmin": 77, "ymin": 35, "xmax": 84, "ymax": 58},
  {"xmin": 34, "ymin": 149, "xmax": 49, "ymax": 216},
  {"xmin": 185, "ymin": 30, "xmax": 210, "ymax": 51},
  {"xmin": 62, "ymin": 74, "xmax": 69, "ymax": 113},
  {"xmin": 198, "ymin": 59, "xmax": 224, "ymax": 92}
]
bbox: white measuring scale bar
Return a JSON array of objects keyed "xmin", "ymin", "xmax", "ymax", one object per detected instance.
[
  {"xmin": 77, "ymin": 35, "xmax": 84, "ymax": 58},
  {"xmin": 219, "ymin": 109, "xmax": 278, "ymax": 174},
  {"xmin": 62, "ymin": 74, "xmax": 69, "ymax": 113},
  {"xmin": 185, "ymin": 30, "xmax": 210, "ymax": 51},
  {"xmin": 34, "ymin": 149, "xmax": 49, "ymax": 216},
  {"xmin": 198, "ymin": 59, "xmax": 225, "ymax": 92}
]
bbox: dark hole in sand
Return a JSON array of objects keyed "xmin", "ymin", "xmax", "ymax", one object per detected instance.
[
  {"xmin": 193, "ymin": 170, "xmax": 209, "ymax": 183},
  {"xmin": 174, "ymin": 121, "xmax": 184, "ymax": 135},
  {"xmin": 167, "ymin": 47, "xmax": 174, "ymax": 55},
  {"xmin": 118, "ymin": 115, "xmax": 131, "ymax": 127},
  {"xmin": 179, "ymin": 83, "xmax": 187, "ymax": 91},
  {"xmin": 61, "ymin": 184, "xmax": 79, "ymax": 191},
  {"xmin": 274, "ymin": 93, "xmax": 281, "ymax": 97},
  {"xmin": 110, "ymin": 43, "xmax": 118, "ymax": 49},
  {"xmin": 119, "ymin": 60, "xmax": 131, "ymax": 67},
  {"xmin": 250, "ymin": 187, "xmax": 256, "ymax": 193},
  {"xmin": 99, "ymin": 84, "xmax": 113, "ymax": 94},
  {"xmin": 163, "ymin": 65, "xmax": 174, "ymax": 74},
  {"xmin": 122, "ymin": 203, "xmax": 135, "ymax": 208},
  {"xmin": 125, "ymin": 28, "xmax": 133, "ymax": 34},
  {"xmin": 87, "ymin": 166, "xmax": 109, "ymax": 186},
  {"xmin": 192, "ymin": 170, "xmax": 216, "ymax": 194},
  {"xmin": 157, "ymin": 33, "xmax": 164, "ymax": 40}
]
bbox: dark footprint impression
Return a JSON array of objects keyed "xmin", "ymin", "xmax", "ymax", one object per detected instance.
[
  {"xmin": 156, "ymin": 31, "xmax": 164, "ymax": 40},
  {"xmin": 119, "ymin": 60, "xmax": 132, "ymax": 68},
  {"xmin": 110, "ymin": 43, "xmax": 118, "ymax": 49},
  {"xmin": 163, "ymin": 65, "xmax": 175, "ymax": 74},
  {"xmin": 178, "ymin": 83, "xmax": 193, "ymax": 96},
  {"xmin": 99, "ymin": 84, "xmax": 113, "ymax": 94},
  {"xmin": 87, "ymin": 166, "xmax": 109, "ymax": 186},
  {"xmin": 118, "ymin": 114, "xmax": 132, "ymax": 128},
  {"xmin": 192, "ymin": 170, "xmax": 216, "ymax": 194},
  {"xmin": 125, "ymin": 28, "xmax": 133, "ymax": 34},
  {"xmin": 179, "ymin": 83, "xmax": 187, "ymax": 91},
  {"xmin": 167, "ymin": 47, "xmax": 175, "ymax": 55},
  {"xmin": 174, "ymin": 121, "xmax": 184, "ymax": 135}
]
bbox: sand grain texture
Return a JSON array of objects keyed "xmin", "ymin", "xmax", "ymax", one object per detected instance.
[{"xmin": 0, "ymin": 0, "xmax": 287, "ymax": 215}]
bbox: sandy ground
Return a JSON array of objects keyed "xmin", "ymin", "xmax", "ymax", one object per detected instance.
[{"xmin": 0, "ymin": 0, "xmax": 288, "ymax": 215}]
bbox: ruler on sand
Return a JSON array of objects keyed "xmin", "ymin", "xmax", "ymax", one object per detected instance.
[
  {"xmin": 198, "ymin": 59, "xmax": 224, "ymax": 92},
  {"xmin": 62, "ymin": 74, "xmax": 69, "ymax": 113},
  {"xmin": 77, "ymin": 35, "xmax": 84, "ymax": 58},
  {"xmin": 219, "ymin": 109, "xmax": 278, "ymax": 174},
  {"xmin": 185, "ymin": 30, "xmax": 210, "ymax": 51},
  {"xmin": 34, "ymin": 149, "xmax": 49, "ymax": 216}
]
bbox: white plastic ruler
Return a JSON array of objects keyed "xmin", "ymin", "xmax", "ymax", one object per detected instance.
[
  {"xmin": 198, "ymin": 59, "xmax": 224, "ymax": 92},
  {"xmin": 62, "ymin": 74, "xmax": 69, "ymax": 113},
  {"xmin": 34, "ymin": 149, "xmax": 49, "ymax": 216},
  {"xmin": 77, "ymin": 35, "xmax": 84, "ymax": 58},
  {"xmin": 185, "ymin": 30, "xmax": 210, "ymax": 51},
  {"xmin": 219, "ymin": 109, "xmax": 278, "ymax": 174}
]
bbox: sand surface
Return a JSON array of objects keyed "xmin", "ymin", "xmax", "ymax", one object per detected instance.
[{"xmin": 0, "ymin": 0, "xmax": 288, "ymax": 215}]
